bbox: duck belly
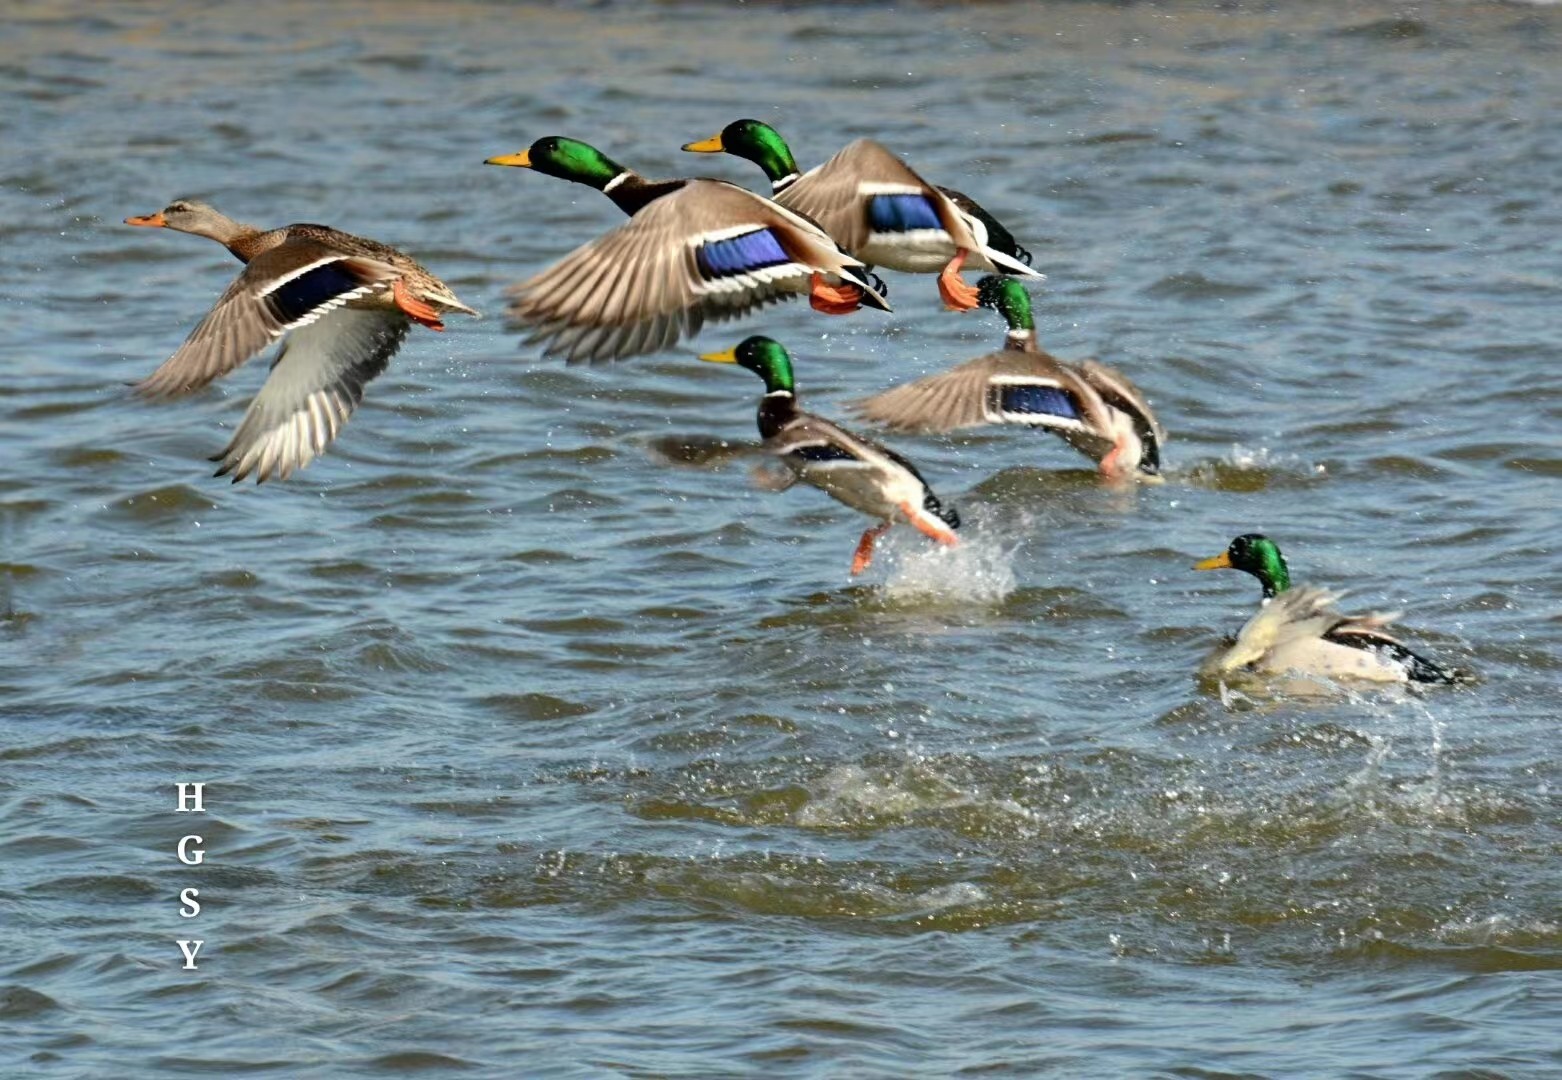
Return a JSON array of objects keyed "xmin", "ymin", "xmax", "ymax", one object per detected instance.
[
  {"xmin": 1260, "ymin": 637, "xmax": 1409, "ymax": 682},
  {"xmin": 798, "ymin": 461, "xmax": 920, "ymax": 522},
  {"xmin": 859, "ymin": 231, "xmax": 972, "ymax": 273}
]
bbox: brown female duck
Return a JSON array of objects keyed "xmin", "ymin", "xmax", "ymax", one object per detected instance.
[{"xmin": 125, "ymin": 199, "xmax": 477, "ymax": 482}]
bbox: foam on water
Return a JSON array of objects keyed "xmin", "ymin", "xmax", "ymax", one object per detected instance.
[{"xmin": 792, "ymin": 760, "xmax": 1035, "ymax": 829}]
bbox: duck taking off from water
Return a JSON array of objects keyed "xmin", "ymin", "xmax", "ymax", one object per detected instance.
[
  {"xmin": 125, "ymin": 199, "xmax": 477, "ymax": 484},
  {"xmin": 1193, "ymin": 534, "xmax": 1464, "ymax": 685},
  {"xmin": 853, "ymin": 277, "xmax": 1164, "ymax": 481},
  {"xmin": 682, "ymin": 119, "xmax": 1040, "ymax": 310},
  {"xmin": 485, "ymin": 137, "xmax": 889, "ymax": 365},
  {"xmin": 699, "ymin": 336, "xmax": 960, "ymax": 576}
]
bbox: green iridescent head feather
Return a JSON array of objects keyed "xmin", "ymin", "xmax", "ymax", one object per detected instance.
[
  {"xmin": 485, "ymin": 136, "xmax": 629, "ymax": 190},
  {"xmin": 976, "ymin": 275, "xmax": 1035, "ymax": 333},
  {"xmin": 699, "ymin": 336, "xmax": 796, "ymax": 394},
  {"xmin": 684, "ymin": 119, "xmax": 799, "ymax": 183},
  {"xmin": 1195, "ymin": 533, "xmax": 1292, "ymax": 599}
]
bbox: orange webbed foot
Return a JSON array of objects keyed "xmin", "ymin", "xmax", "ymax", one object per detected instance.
[
  {"xmin": 898, "ymin": 501, "xmax": 959, "ymax": 547},
  {"xmin": 936, "ymin": 251, "xmax": 979, "ymax": 311},
  {"xmin": 394, "ymin": 279, "xmax": 446, "ymax": 331},
  {"xmin": 809, "ymin": 272, "xmax": 864, "ymax": 315},
  {"xmin": 1098, "ymin": 440, "xmax": 1133, "ymax": 483},
  {"xmin": 851, "ymin": 523, "xmax": 891, "ymax": 576}
]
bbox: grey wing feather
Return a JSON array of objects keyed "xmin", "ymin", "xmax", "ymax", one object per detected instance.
[
  {"xmin": 853, "ymin": 352, "xmax": 1017, "ymax": 433},
  {"xmin": 778, "ymin": 139, "xmax": 980, "ymax": 254},
  {"xmin": 508, "ymin": 181, "xmax": 857, "ymax": 365},
  {"xmin": 854, "ymin": 350, "xmax": 1105, "ymax": 435},
  {"xmin": 212, "ymin": 308, "xmax": 409, "ymax": 483}
]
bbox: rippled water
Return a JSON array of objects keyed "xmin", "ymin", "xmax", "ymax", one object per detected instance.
[{"xmin": 2, "ymin": 1, "xmax": 1559, "ymax": 1076}]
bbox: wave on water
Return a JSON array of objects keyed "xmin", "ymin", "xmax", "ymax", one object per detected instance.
[
  {"xmin": 1175, "ymin": 443, "xmax": 1330, "ymax": 492},
  {"xmin": 792, "ymin": 761, "xmax": 1035, "ymax": 830}
]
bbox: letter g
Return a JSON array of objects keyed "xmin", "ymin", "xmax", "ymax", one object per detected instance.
[{"xmin": 177, "ymin": 835, "xmax": 205, "ymax": 866}]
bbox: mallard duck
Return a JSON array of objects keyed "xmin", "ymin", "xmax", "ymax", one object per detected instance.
[
  {"xmin": 698, "ymin": 336, "xmax": 960, "ymax": 575},
  {"xmin": 852, "ymin": 276, "xmax": 1164, "ymax": 480},
  {"xmin": 484, "ymin": 137, "xmax": 889, "ymax": 365},
  {"xmin": 1194, "ymin": 534, "xmax": 1464, "ymax": 684},
  {"xmin": 682, "ymin": 119, "xmax": 1040, "ymax": 310},
  {"xmin": 125, "ymin": 199, "xmax": 477, "ymax": 483}
]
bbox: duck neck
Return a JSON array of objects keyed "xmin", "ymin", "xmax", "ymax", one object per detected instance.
[
  {"xmin": 1000, "ymin": 292, "xmax": 1035, "ymax": 341},
  {"xmin": 743, "ymin": 129, "xmax": 801, "ymax": 194},
  {"xmin": 604, "ymin": 173, "xmax": 685, "ymax": 216},
  {"xmin": 178, "ymin": 211, "xmax": 265, "ymax": 262},
  {"xmin": 1253, "ymin": 556, "xmax": 1290, "ymax": 599},
  {"xmin": 757, "ymin": 389, "xmax": 797, "ymax": 440},
  {"xmin": 224, "ymin": 224, "xmax": 270, "ymax": 263}
]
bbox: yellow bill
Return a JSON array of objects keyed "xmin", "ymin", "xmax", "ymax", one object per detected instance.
[
  {"xmin": 681, "ymin": 135, "xmax": 725, "ymax": 153},
  {"xmin": 698, "ymin": 347, "xmax": 738, "ymax": 364},
  {"xmin": 1193, "ymin": 552, "xmax": 1233, "ymax": 571},
  {"xmin": 484, "ymin": 150, "xmax": 532, "ymax": 168}
]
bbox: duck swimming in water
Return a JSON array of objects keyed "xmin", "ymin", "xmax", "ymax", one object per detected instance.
[{"xmin": 1194, "ymin": 534, "xmax": 1464, "ymax": 685}]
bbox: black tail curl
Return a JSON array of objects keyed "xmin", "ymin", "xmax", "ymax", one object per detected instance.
[{"xmin": 924, "ymin": 491, "xmax": 960, "ymax": 531}]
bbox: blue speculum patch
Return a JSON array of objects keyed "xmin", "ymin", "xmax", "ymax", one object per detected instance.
[
  {"xmin": 268, "ymin": 262, "xmax": 364, "ymax": 324},
  {"xmin": 868, "ymin": 193, "xmax": 942, "ymax": 232},
  {"xmin": 999, "ymin": 384, "xmax": 1080, "ymax": 420},
  {"xmin": 697, "ymin": 229, "xmax": 791, "ymax": 278},
  {"xmin": 791, "ymin": 444, "xmax": 856, "ymax": 463}
]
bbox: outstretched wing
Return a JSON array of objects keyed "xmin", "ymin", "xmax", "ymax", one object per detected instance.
[
  {"xmin": 212, "ymin": 308, "xmax": 410, "ymax": 483},
  {"xmin": 507, "ymin": 180, "xmax": 879, "ymax": 365},
  {"xmin": 135, "ymin": 239, "xmax": 402, "ymax": 398},
  {"xmin": 854, "ymin": 349, "xmax": 1112, "ymax": 440},
  {"xmin": 778, "ymin": 139, "xmax": 981, "ymax": 256}
]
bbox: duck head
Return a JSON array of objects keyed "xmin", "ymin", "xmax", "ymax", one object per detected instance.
[
  {"xmin": 683, "ymin": 119, "xmax": 799, "ymax": 185},
  {"xmin": 699, "ymin": 336, "xmax": 796, "ymax": 396},
  {"xmin": 1195, "ymin": 533, "xmax": 1292, "ymax": 599},
  {"xmin": 484, "ymin": 136, "xmax": 632, "ymax": 192},
  {"xmin": 124, "ymin": 198, "xmax": 249, "ymax": 243}
]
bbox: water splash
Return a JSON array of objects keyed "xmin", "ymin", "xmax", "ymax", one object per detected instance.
[
  {"xmin": 793, "ymin": 761, "xmax": 1034, "ymax": 829},
  {"xmin": 1176, "ymin": 444, "xmax": 1329, "ymax": 492},
  {"xmin": 875, "ymin": 507, "xmax": 1025, "ymax": 604}
]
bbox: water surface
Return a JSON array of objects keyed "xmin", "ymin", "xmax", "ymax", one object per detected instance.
[{"xmin": 1, "ymin": 2, "xmax": 1558, "ymax": 1076}]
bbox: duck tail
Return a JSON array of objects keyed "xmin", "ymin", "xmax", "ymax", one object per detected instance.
[
  {"xmin": 983, "ymin": 246, "xmax": 1043, "ymax": 279},
  {"xmin": 924, "ymin": 491, "xmax": 960, "ymax": 532},
  {"xmin": 1403, "ymin": 648, "xmax": 1468, "ymax": 685},
  {"xmin": 838, "ymin": 266, "xmax": 892, "ymax": 311}
]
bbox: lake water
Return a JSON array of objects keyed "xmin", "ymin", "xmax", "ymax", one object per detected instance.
[{"xmin": 1, "ymin": 1, "xmax": 1558, "ymax": 1076}]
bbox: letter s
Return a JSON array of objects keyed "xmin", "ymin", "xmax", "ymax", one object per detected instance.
[{"xmin": 180, "ymin": 888, "xmax": 201, "ymax": 918}]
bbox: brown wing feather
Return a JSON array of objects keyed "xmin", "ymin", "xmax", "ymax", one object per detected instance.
[
  {"xmin": 1078, "ymin": 360, "xmax": 1167, "ymax": 446},
  {"xmin": 136, "ymin": 240, "xmax": 401, "ymax": 399},
  {"xmin": 853, "ymin": 349, "xmax": 1109, "ymax": 436},
  {"xmin": 778, "ymin": 139, "xmax": 978, "ymax": 254},
  {"xmin": 507, "ymin": 180, "xmax": 868, "ymax": 364}
]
